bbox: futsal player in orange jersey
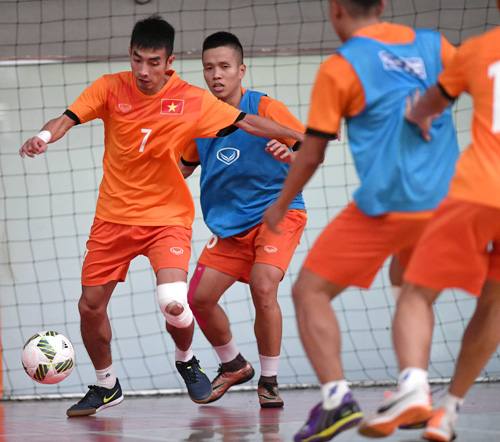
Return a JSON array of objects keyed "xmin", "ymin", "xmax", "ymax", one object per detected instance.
[
  {"xmin": 179, "ymin": 31, "xmax": 307, "ymax": 408},
  {"xmin": 19, "ymin": 14, "xmax": 303, "ymax": 417},
  {"xmin": 264, "ymin": 0, "xmax": 459, "ymax": 440},
  {"xmin": 363, "ymin": 3, "xmax": 500, "ymax": 440}
]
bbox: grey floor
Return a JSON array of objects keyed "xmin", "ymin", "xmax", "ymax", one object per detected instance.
[{"xmin": 1, "ymin": 383, "xmax": 500, "ymax": 441}]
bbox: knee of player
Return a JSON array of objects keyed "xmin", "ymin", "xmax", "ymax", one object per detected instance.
[
  {"xmin": 190, "ymin": 293, "xmax": 216, "ymax": 315},
  {"xmin": 165, "ymin": 301, "xmax": 184, "ymax": 316},
  {"xmin": 158, "ymin": 282, "xmax": 193, "ymax": 328},
  {"xmin": 251, "ymin": 290, "xmax": 279, "ymax": 312},
  {"xmin": 78, "ymin": 296, "xmax": 106, "ymax": 317},
  {"xmin": 250, "ymin": 279, "xmax": 279, "ymax": 301}
]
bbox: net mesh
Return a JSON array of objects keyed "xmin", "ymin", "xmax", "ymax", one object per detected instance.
[{"xmin": 0, "ymin": 0, "xmax": 499, "ymax": 398}]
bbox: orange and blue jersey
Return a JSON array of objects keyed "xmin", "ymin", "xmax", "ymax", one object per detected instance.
[
  {"xmin": 438, "ymin": 26, "xmax": 500, "ymax": 209},
  {"xmin": 66, "ymin": 70, "xmax": 241, "ymax": 227},
  {"xmin": 308, "ymin": 22, "xmax": 459, "ymax": 216},
  {"xmin": 182, "ymin": 88, "xmax": 306, "ymax": 238}
]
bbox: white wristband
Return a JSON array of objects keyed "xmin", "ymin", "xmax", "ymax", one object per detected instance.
[{"xmin": 36, "ymin": 130, "xmax": 51, "ymax": 143}]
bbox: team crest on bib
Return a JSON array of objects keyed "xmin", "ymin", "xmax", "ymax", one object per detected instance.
[
  {"xmin": 170, "ymin": 247, "xmax": 184, "ymax": 255},
  {"xmin": 217, "ymin": 148, "xmax": 240, "ymax": 165}
]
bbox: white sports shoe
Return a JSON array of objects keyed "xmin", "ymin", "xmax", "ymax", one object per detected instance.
[
  {"xmin": 358, "ymin": 386, "xmax": 432, "ymax": 438},
  {"xmin": 423, "ymin": 407, "xmax": 457, "ymax": 441}
]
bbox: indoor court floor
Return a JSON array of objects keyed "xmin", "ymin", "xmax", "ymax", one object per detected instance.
[{"xmin": 1, "ymin": 383, "xmax": 499, "ymax": 441}]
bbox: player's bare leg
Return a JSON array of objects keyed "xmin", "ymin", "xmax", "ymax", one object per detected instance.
[
  {"xmin": 157, "ymin": 268, "xmax": 212, "ymax": 404},
  {"xmin": 293, "ymin": 268, "xmax": 345, "ymax": 382},
  {"xmin": 191, "ymin": 265, "xmax": 254, "ymax": 402},
  {"xmin": 449, "ymin": 280, "xmax": 500, "ymax": 397},
  {"xmin": 359, "ymin": 283, "xmax": 438, "ymax": 437},
  {"xmin": 158, "ymin": 268, "xmax": 194, "ymax": 349},
  {"xmin": 79, "ymin": 281, "xmax": 118, "ymax": 370},
  {"xmin": 67, "ymin": 281, "xmax": 123, "ymax": 417},
  {"xmin": 249, "ymin": 263, "xmax": 284, "ymax": 407},
  {"xmin": 424, "ymin": 280, "xmax": 500, "ymax": 441},
  {"xmin": 190, "ymin": 266, "xmax": 238, "ymax": 345},
  {"xmin": 293, "ymin": 268, "xmax": 363, "ymax": 441},
  {"xmin": 393, "ymin": 282, "xmax": 440, "ymax": 370}
]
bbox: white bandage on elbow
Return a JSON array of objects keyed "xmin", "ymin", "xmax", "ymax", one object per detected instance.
[
  {"xmin": 157, "ymin": 282, "xmax": 193, "ymax": 328},
  {"xmin": 36, "ymin": 130, "xmax": 52, "ymax": 143}
]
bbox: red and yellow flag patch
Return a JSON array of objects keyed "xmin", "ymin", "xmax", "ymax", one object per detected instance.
[{"xmin": 161, "ymin": 99, "xmax": 184, "ymax": 115}]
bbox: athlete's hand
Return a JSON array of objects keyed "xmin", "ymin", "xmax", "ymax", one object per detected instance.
[
  {"xmin": 266, "ymin": 139, "xmax": 294, "ymax": 164},
  {"xmin": 263, "ymin": 201, "xmax": 287, "ymax": 234},
  {"xmin": 19, "ymin": 137, "xmax": 48, "ymax": 158},
  {"xmin": 405, "ymin": 89, "xmax": 439, "ymax": 142}
]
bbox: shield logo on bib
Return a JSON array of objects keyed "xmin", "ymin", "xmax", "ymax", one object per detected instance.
[{"xmin": 217, "ymin": 148, "xmax": 240, "ymax": 165}]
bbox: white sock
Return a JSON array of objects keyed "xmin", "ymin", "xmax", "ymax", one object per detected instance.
[
  {"xmin": 398, "ymin": 367, "xmax": 429, "ymax": 391},
  {"xmin": 175, "ymin": 346, "xmax": 194, "ymax": 363},
  {"xmin": 259, "ymin": 354, "xmax": 280, "ymax": 377},
  {"xmin": 214, "ymin": 339, "xmax": 239, "ymax": 363},
  {"xmin": 321, "ymin": 380, "xmax": 350, "ymax": 410},
  {"xmin": 95, "ymin": 364, "xmax": 116, "ymax": 389},
  {"xmin": 438, "ymin": 392, "xmax": 464, "ymax": 414}
]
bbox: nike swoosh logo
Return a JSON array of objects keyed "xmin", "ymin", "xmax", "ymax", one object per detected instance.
[
  {"xmin": 377, "ymin": 391, "xmax": 417, "ymax": 413},
  {"xmin": 103, "ymin": 389, "xmax": 120, "ymax": 404},
  {"xmin": 213, "ymin": 381, "xmax": 229, "ymax": 391}
]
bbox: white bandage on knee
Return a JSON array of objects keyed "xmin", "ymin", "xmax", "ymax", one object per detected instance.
[{"xmin": 157, "ymin": 282, "xmax": 193, "ymax": 328}]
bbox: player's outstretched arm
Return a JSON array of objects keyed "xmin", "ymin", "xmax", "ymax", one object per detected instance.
[
  {"xmin": 19, "ymin": 114, "xmax": 76, "ymax": 158},
  {"xmin": 235, "ymin": 113, "xmax": 305, "ymax": 143},
  {"xmin": 405, "ymin": 87, "xmax": 451, "ymax": 142},
  {"xmin": 264, "ymin": 134, "xmax": 328, "ymax": 233}
]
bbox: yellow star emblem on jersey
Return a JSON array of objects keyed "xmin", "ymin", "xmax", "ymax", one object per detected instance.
[{"xmin": 161, "ymin": 98, "xmax": 185, "ymax": 115}]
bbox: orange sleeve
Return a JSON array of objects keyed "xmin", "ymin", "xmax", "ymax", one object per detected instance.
[
  {"xmin": 67, "ymin": 76, "xmax": 107, "ymax": 123},
  {"xmin": 257, "ymin": 96, "xmax": 305, "ymax": 147},
  {"xmin": 440, "ymin": 35, "xmax": 458, "ymax": 69},
  {"xmin": 182, "ymin": 139, "xmax": 200, "ymax": 163},
  {"xmin": 438, "ymin": 40, "xmax": 471, "ymax": 98},
  {"xmin": 196, "ymin": 92, "xmax": 242, "ymax": 138},
  {"xmin": 307, "ymin": 54, "xmax": 365, "ymax": 137}
]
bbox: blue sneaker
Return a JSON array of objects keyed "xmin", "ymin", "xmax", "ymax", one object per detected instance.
[
  {"xmin": 66, "ymin": 379, "xmax": 123, "ymax": 417},
  {"xmin": 176, "ymin": 356, "xmax": 212, "ymax": 404},
  {"xmin": 294, "ymin": 392, "xmax": 363, "ymax": 442}
]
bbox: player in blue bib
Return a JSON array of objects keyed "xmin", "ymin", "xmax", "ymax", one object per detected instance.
[{"xmin": 180, "ymin": 31, "xmax": 307, "ymax": 408}]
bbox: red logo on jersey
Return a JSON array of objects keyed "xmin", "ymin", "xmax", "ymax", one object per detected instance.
[{"xmin": 161, "ymin": 99, "xmax": 184, "ymax": 115}]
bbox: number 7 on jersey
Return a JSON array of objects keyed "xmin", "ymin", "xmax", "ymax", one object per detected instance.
[{"xmin": 140, "ymin": 129, "xmax": 152, "ymax": 152}]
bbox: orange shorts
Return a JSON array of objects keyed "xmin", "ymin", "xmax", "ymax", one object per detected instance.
[
  {"xmin": 82, "ymin": 218, "xmax": 192, "ymax": 286},
  {"xmin": 197, "ymin": 209, "xmax": 307, "ymax": 284},
  {"xmin": 303, "ymin": 202, "xmax": 432, "ymax": 288},
  {"xmin": 405, "ymin": 197, "xmax": 500, "ymax": 296}
]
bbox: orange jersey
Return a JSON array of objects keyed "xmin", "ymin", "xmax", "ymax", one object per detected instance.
[
  {"xmin": 67, "ymin": 70, "xmax": 241, "ymax": 227},
  {"xmin": 182, "ymin": 87, "xmax": 304, "ymax": 163},
  {"xmin": 307, "ymin": 22, "xmax": 456, "ymax": 137},
  {"xmin": 439, "ymin": 27, "xmax": 500, "ymax": 209}
]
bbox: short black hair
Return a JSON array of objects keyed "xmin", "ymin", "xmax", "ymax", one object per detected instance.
[
  {"xmin": 203, "ymin": 31, "xmax": 244, "ymax": 64},
  {"xmin": 130, "ymin": 14, "xmax": 175, "ymax": 57},
  {"xmin": 338, "ymin": 0, "xmax": 382, "ymax": 17}
]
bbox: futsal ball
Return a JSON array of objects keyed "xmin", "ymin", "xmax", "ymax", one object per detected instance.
[{"xmin": 21, "ymin": 331, "xmax": 75, "ymax": 384}]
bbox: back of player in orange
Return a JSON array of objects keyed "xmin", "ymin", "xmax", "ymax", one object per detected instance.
[{"xmin": 362, "ymin": 3, "xmax": 500, "ymax": 441}]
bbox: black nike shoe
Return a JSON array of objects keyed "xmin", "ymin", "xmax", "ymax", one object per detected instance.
[
  {"xmin": 66, "ymin": 379, "xmax": 123, "ymax": 417},
  {"xmin": 176, "ymin": 356, "xmax": 212, "ymax": 404}
]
